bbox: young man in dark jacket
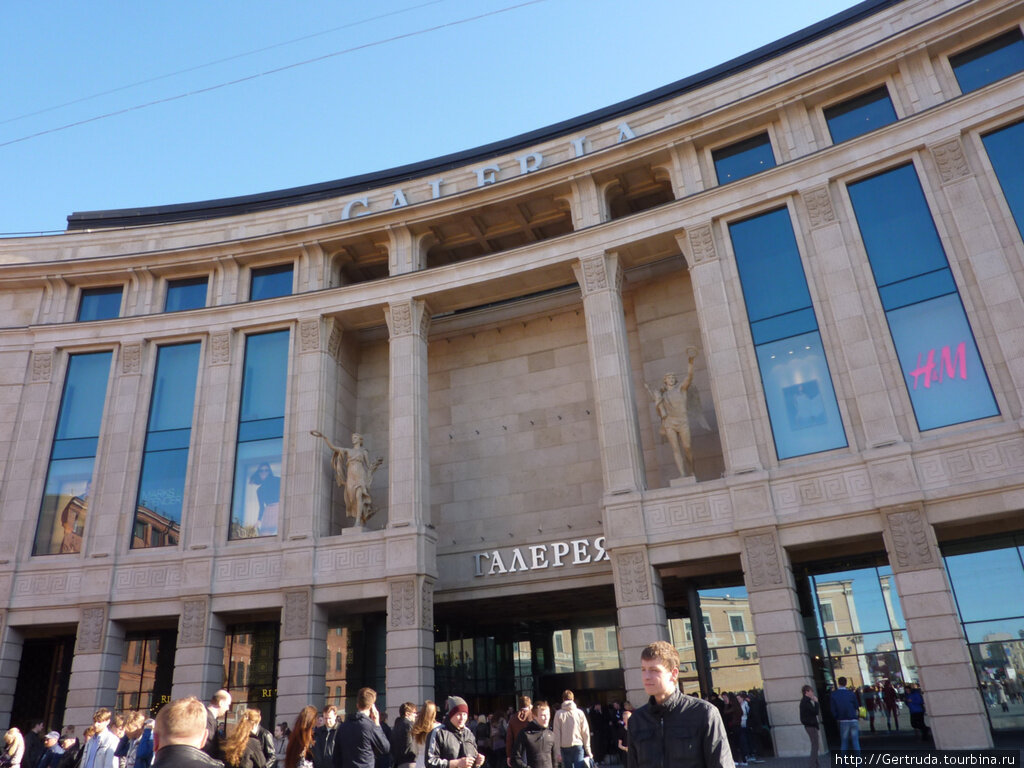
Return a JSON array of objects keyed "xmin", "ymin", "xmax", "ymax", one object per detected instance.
[
  {"xmin": 799, "ymin": 686, "xmax": 820, "ymax": 768},
  {"xmin": 390, "ymin": 703, "xmax": 417, "ymax": 768},
  {"xmin": 334, "ymin": 689, "xmax": 389, "ymax": 768},
  {"xmin": 829, "ymin": 678, "xmax": 860, "ymax": 756},
  {"xmin": 627, "ymin": 641, "xmax": 733, "ymax": 768},
  {"xmin": 425, "ymin": 697, "xmax": 483, "ymax": 768},
  {"xmin": 511, "ymin": 702, "xmax": 557, "ymax": 768}
]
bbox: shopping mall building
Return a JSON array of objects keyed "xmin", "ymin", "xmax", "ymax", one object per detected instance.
[{"xmin": 2, "ymin": 0, "xmax": 1024, "ymax": 754}]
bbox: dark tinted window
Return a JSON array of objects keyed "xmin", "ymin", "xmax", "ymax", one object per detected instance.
[
  {"xmin": 77, "ymin": 286, "xmax": 122, "ymax": 321},
  {"xmin": 824, "ymin": 86, "xmax": 897, "ymax": 144},
  {"xmin": 713, "ymin": 133, "xmax": 776, "ymax": 185},
  {"xmin": 165, "ymin": 277, "xmax": 208, "ymax": 312},
  {"xmin": 982, "ymin": 120, "xmax": 1024, "ymax": 240},
  {"xmin": 250, "ymin": 264, "xmax": 293, "ymax": 301},
  {"xmin": 950, "ymin": 28, "xmax": 1024, "ymax": 94}
]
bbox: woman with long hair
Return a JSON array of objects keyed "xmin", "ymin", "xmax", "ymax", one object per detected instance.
[
  {"xmin": 284, "ymin": 707, "xmax": 317, "ymax": 768},
  {"xmin": 410, "ymin": 701, "xmax": 440, "ymax": 768},
  {"xmin": 2, "ymin": 728, "xmax": 25, "ymax": 768},
  {"xmin": 222, "ymin": 710, "xmax": 267, "ymax": 768}
]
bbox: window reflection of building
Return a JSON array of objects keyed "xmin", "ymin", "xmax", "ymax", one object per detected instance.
[
  {"xmin": 131, "ymin": 505, "xmax": 181, "ymax": 548},
  {"xmin": 117, "ymin": 630, "xmax": 176, "ymax": 716},
  {"xmin": 222, "ymin": 623, "xmax": 279, "ymax": 725},
  {"xmin": 324, "ymin": 613, "xmax": 386, "ymax": 716}
]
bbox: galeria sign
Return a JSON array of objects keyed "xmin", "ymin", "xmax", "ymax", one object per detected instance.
[{"xmin": 474, "ymin": 536, "xmax": 610, "ymax": 577}]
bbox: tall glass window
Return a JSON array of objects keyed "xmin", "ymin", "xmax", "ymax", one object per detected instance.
[
  {"xmin": 231, "ymin": 330, "xmax": 289, "ymax": 539},
  {"xmin": 133, "ymin": 343, "xmax": 200, "ymax": 549},
  {"xmin": 943, "ymin": 534, "xmax": 1024, "ymax": 731},
  {"xmin": 250, "ymin": 264, "xmax": 293, "ymax": 301},
  {"xmin": 824, "ymin": 86, "xmax": 897, "ymax": 144},
  {"xmin": 950, "ymin": 28, "xmax": 1024, "ymax": 94},
  {"xmin": 982, "ymin": 120, "xmax": 1024, "ymax": 240},
  {"xmin": 77, "ymin": 287, "xmax": 123, "ymax": 321},
  {"xmin": 165, "ymin": 277, "xmax": 208, "ymax": 312},
  {"xmin": 117, "ymin": 629, "xmax": 176, "ymax": 716},
  {"xmin": 325, "ymin": 613, "xmax": 387, "ymax": 714},
  {"xmin": 798, "ymin": 562, "xmax": 916, "ymax": 700},
  {"xmin": 848, "ymin": 164, "xmax": 999, "ymax": 431},
  {"xmin": 223, "ymin": 623, "xmax": 279, "ymax": 726},
  {"xmin": 33, "ymin": 351, "xmax": 112, "ymax": 555},
  {"xmin": 713, "ymin": 133, "xmax": 776, "ymax": 185},
  {"xmin": 729, "ymin": 208, "xmax": 847, "ymax": 459}
]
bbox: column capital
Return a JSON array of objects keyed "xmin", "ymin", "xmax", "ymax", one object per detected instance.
[
  {"xmin": 740, "ymin": 527, "xmax": 789, "ymax": 592},
  {"xmin": 675, "ymin": 223, "xmax": 718, "ymax": 267},
  {"xmin": 76, "ymin": 604, "xmax": 108, "ymax": 654},
  {"xmin": 573, "ymin": 252, "xmax": 623, "ymax": 297},
  {"xmin": 881, "ymin": 502, "xmax": 940, "ymax": 573},
  {"xmin": 929, "ymin": 136, "xmax": 972, "ymax": 184},
  {"xmin": 281, "ymin": 588, "xmax": 313, "ymax": 641},
  {"xmin": 385, "ymin": 299, "xmax": 431, "ymax": 339},
  {"xmin": 611, "ymin": 547, "xmax": 655, "ymax": 607},
  {"xmin": 387, "ymin": 575, "xmax": 434, "ymax": 631},
  {"xmin": 179, "ymin": 596, "xmax": 211, "ymax": 647},
  {"xmin": 209, "ymin": 330, "xmax": 232, "ymax": 366},
  {"xmin": 799, "ymin": 184, "xmax": 837, "ymax": 229},
  {"xmin": 30, "ymin": 349, "xmax": 52, "ymax": 382}
]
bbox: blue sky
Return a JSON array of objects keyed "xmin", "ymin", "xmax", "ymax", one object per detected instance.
[{"xmin": 2, "ymin": 0, "xmax": 858, "ymax": 235}]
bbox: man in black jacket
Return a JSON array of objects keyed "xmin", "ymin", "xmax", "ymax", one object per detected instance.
[
  {"xmin": 203, "ymin": 690, "xmax": 232, "ymax": 760},
  {"xmin": 390, "ymin": 703, "xmax": 417, "ymax": 768},
  {"xmin": 627, "ymin": 641, "xmax": 733, "ymax": 768},
  {"xmin": 799, "ymin": 686, "xmax": 820, "ymax": 768},
  {"xmin": 425, "ymin": 697, "xmax": 483, "ymax": 768},
  {"xmin": 154, "ymin": 697, "xmax": 226, "ymax": 768},
  {"xmin": 314, "ymin": 707, "xmax": 340, "ymax": 768},
  {"xmin": 511, "ymin": 702, "xmax": 556, "ymax": 768},
  {"xmin": 334, "ymin": 688, "xmax": 390, "ymax": 768}
]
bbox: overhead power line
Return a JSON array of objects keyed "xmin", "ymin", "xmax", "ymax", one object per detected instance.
[
  {"xmin": 0, "ymin": 0, "xmax": 547, "ymax": 150},
  {"xmin": 0, "ymin": 0, "xmax": 446, "ymax": 128}
]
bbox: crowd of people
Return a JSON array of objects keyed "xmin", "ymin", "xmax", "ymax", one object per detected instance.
[{"xmin": 5, "ymin": 642, "xmax": 761, "ymax": 768}]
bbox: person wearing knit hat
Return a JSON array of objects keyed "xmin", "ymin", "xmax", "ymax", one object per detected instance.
[{"xmin": 425, "ymin": 696, "xmax": 482, "ymax": 768}]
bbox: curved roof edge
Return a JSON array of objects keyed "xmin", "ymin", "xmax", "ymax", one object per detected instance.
[{"xmin": 66, "ymin": 0, "xmax": 904, "ymax": 232}]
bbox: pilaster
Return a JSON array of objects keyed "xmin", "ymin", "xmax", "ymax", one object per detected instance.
[
  {"xmin": 171, "ymin": 596, "xmax": 226, "ymax": 702},
  {"xmin": 385, "ymin": 575, "xmax": 435, "ymax": 722},
  {"xmin": 384, "ymin": 300, "xmax": 431, "ymax": 528},
  {"xmin": 277, "ymin": 588, "xmax": 327, "ymax": 716},
  {"xmin": 387, "ymin": 226, "xmax": 432, "ymax": 276},
  {"xmin": 881, "ymin": 504, "xmax": 991, "ymax": 749},
  {"xmin": 573, "ymin": 252, "xmax": 646, "ymax": 494},
  {"xmin": 563, "ymin": 173, "xmax": 605, "ymax": 229},
  {"xmin": 739, "ymin": 528, "xmax": 814, "ymax": 757},
  {"xmin": 186, "ymin": 331, "xmax": 234, "ymax": 550},
  {"xmin": 928, "ymin": 136, "xmax": 1024, "ymax": 414},
  {"xmin": 677, "ymin": 226, "xmax": 762, "ymax": 474},
  {"xmin": 611, "ymin": 546, "xmax": 667, "ymax": 705},
  {"xmin": 86, "ymin": 342, "xmax": 146, "ymax": 559},
  {"xmin": 798, "ymin": 184, "xmax": 902, "ymax": 449},
  {"xmin": 291, "ymin": 317, "xmax": 341, "ymax": 539},
  {"xmin": 0, "ymin": 612, "xmax": 19, "ymax": 728},
  {"xmin": 65, "ymin": 604, "xmax": 125, "ymax": 727}
]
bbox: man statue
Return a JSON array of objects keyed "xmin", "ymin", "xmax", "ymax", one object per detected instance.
[
  {"xmin": 645, "ymin": 347, "xmax": 700, "ymax": 479},
  {"xmin": 311, "ymin": 431, "xmax": 383, "ymax": 525}
]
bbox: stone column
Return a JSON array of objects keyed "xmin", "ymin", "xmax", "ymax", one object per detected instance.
[
  {"xmin": 881, "ymin": 504, "xmax": 991, "ymax": 749},
  {"xmin": 384, "ymin": 300, "xmax": 431, "ymax": 529},
  {"xmin": 385, "ymin": 575, "xmax": 434, "ymax": 722},
  {"xmin": 611, "ymin": 546, "xmax": 668, "ymax": 705},
  {"xmin": 573, "ymin": 252, "xmax": 646, "ymax": 494},
  {"xmin": 0, "ymin": 612, "xmax": 20, "ymax": 728},
  {"xmin": 0, "ymin": 350, "xmax": 52, "ymax": 563},
  {"xmin": 562, "ymin": 173, "xmax": 605, "ymax": 229},
  {"xmin": 186, "ymin": 331, "xmax": 234, "ymax": 549},
  {"xmin": 677, "ymin": 226, "xmax": 763, "ymax": 474},
  {"xmin": 290, "ymin": 318, "xmax": 342, "ymax": 538},
  {"xmin": 171, "ymin": 596, "xmax": 226, "ymax": 702},
  {"xmin": 65, "ymin": 605, "xmax": 125, "ymax": 727},
  {"xmin": 798, "ymin": 184, "xmax": 903, "ymax": 450},
  {"xmin": 87, "ymin": 342, "xmax": 146, "ymax": 558},
  {"xmin": 387, "ymin": 226, "xmax": 432, "ymax": 276},
  {"xmin": 928, "ymin": 136, "xmax": 1024, "ymax": 411},
  {"xmin": 739, "ymin": 528, "xmax": 817, "ymax": 758},
  {"xmin": 278, "ymin": 588, "xmax": 327, "ymax": 716}
]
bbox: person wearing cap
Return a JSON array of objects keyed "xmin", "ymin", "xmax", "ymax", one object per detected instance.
[
  {"xmin": 35, "ymin": 732, "xmax": 63, "ymax": 768},
  {"xmin": 425, "ymin": 697, "xmax": 483, "ymax": 768}
]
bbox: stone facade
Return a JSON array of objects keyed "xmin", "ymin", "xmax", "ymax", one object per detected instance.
[{"xmin": 1, "ymin": 0, "xmax": 1023, "ymax": 753}]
